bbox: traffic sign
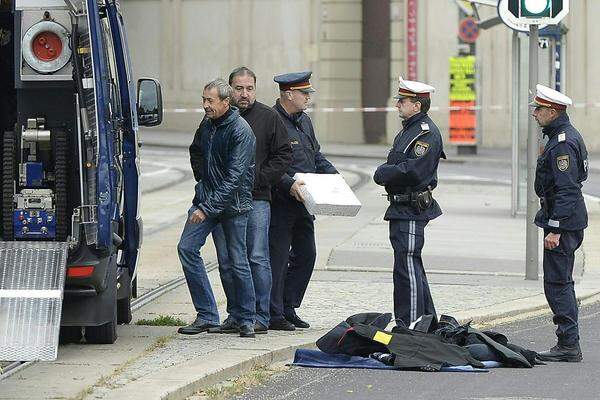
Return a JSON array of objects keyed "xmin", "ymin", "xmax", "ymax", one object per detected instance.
[
  {"xmin": 498, "ymin": 0, "xmax": 569, "ymax": 30},
  {"xmin": 458, "ymin": 17, "xmax": 479, "ymax": 43}
]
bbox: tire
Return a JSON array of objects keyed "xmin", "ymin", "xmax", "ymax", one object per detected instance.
[
  {"xmin": 59, "ymin": 326, "xmax": 83, "ymax": 344},
  {"xmin": 2, "ymin": 131, "xmax": 15, "ymax": 240},
  {"xmin": 53, "ymin": 129, "xmax": 69, "ymax": 241},
  {"xmin": 85, "ymin": 302, "xmax": 117, "ymax": 344},
  {"xmin": 117, "ymin": 294, "xmax": 132, "ymax": 324}
]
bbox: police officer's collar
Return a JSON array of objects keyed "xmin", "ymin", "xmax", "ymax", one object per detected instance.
[
  {"xmin": 542, "ymin": 112, "xmax": 570, "ymax": 138},
  {"xmin": 275, "ymin": 99, "xmax": 303, "ymax": 123},
  {"xmin": 401, "ymin": 112, "xmax": 426, "ymax": 129}
]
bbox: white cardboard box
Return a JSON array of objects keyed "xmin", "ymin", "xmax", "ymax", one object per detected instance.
[{"xmin": 293, "ymin": 173, "xmax": 362, "ymax": 217}]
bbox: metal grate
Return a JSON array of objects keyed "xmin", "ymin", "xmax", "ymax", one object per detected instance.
[{"xmin": 0, "ymin": 242, "xmax": 69, "ymax": 361}]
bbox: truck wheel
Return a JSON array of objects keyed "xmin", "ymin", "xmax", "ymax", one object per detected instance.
[
  {"xmin": 59, "ymin": 326, "xmax": 83, "ymax": 344},
  {"xmin": 85, "ymin": 302, "xmax": 117, "ymax": 344},
  {"xmin": 53, "ymin": 129, "xmax": 69, "ymax": 241},
  {"xmin": 117, "ymin": 294, "xmax": 132, "ymax": 324},
  {"xmin": 2, "ymin": 131, "xmax": 15, "ymax": 240}
]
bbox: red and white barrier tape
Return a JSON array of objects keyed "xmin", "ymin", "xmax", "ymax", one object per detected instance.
[{"xmin": 163, "ymin": 103, "xmax": 600, "ymax": 114}]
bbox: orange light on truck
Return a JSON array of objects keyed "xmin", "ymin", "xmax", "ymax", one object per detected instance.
[{"xmin": 67, "ymin": 266, "xmax": 94, "ymax": 278}]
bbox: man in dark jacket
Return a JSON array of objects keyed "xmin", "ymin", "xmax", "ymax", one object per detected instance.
[
  {"xmin": 269, "ymin": 71, "xmax": 338, "ymax": 331},
  {"xmin": 177, "ymin": 78, "xmax": 257, "ymax": 338},
  {"xmin": 530, "ymin": 84, "xmax": 587, "ymax": 362},
  {"xmin": 210, "ymin": 67, "xmax": 292, "ymax": 335},
  {"xmin": 373, "ymin": 77, "xmax": 445, "ymax": 329}
]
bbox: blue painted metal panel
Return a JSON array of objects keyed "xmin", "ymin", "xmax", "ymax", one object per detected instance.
[
  {"xmin": 107, "ymin": 0, "xmax": 140, "ymax": 275},
  {"xmin": 13, "ymin": 209, "xmax": 56, "ymax": 239},
  {"xmin": 87, "ymin": 0, "xmax": 115, "ymax": 249}
]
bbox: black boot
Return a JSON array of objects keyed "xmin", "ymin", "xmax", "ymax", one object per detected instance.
[
  {"xmin": 284, "ymin": 309, "xmax": 310, "ymax": 329},
  {"xmin": 207, "ymin": 317, "xmax": 240, "ymax": 334},
  {"xmin": 537, "ymin": 343, "xmax": 582, "ymax": 362},
  {"xmin": 269, "ymin": 318, "xmax": 296, "ymax": 331},
  {"xmin": 239, "ymin": 324, "xmax": 256, "ymax": 338},
  {"xmin": 177, "ymin": 317, "xmax": 219, "ymax": 335}
]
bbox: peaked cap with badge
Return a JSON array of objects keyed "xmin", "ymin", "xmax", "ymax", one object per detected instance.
[
  {"xmin": 393, "ymin": 76, "xmax": 435, "ymax": 100},
  {"xmin": 274, "ymin": 71, "xmax": 316, "ymax": 93},
  {"xmin": 530, "ymin": 84, "xmax": 572, "ymax": 110}
]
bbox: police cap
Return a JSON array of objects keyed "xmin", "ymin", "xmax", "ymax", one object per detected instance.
[
  {"xmin": 394, "ymin": 76, "xmax": 435, "ymax": 100},
  {"xmin": 529, "ymin": 84, "xmax": 572, "ymax": 110},
  {"xmin": 274, "ymin": 71, "xmax": 316, "ymax": 93}
]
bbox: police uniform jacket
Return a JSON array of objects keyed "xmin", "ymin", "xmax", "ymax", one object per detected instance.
[
  {"xmin": 374, "ymin": 112, "xmax": 444, "ymax": 221},
  {"xmin": 272, "ymin": 99, "xmax": 337, "ymax": 203},
  {"xmin": 534, "ymin": 113, "xmax": 588, "ymax": 232}
]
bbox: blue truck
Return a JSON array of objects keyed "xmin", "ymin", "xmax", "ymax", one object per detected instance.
[{"xmin": 0, "ymin": 0, "xmax": 162, "ymax": 354}]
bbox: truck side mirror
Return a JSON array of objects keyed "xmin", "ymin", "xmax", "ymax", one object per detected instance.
[{"xmin": 137, "ymin": 78, "xmax": 163, "ymax": 127}]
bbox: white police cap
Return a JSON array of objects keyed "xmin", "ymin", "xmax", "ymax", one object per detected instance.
[
  {"xmin": 530, "ymin": 84, "xmax": 572, "ymax": 110},
  {"xmin": 394, "ymin": 76, "xmax": 435, "ymax": 100}
]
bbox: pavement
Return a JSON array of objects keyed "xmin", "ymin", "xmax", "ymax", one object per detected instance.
[{"xmin": 2, "ymin": 132, "xmax": 600, "ymax": 400}]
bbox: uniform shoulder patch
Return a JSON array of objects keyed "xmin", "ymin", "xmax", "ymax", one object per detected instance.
[
  {"xmin": 558, "ymin": 132, "xmax": 566, "ymax": 142},
  {"xmin": 557, "ymin": 154, "xmax": 569, "ymax": 171},
  {"xmin": 414, "ymin": 140, "xmax": 430, "ymax": 157},
  {"xmin": 420, "ymin": 122, "xmax": 430, "ymax": 131}
]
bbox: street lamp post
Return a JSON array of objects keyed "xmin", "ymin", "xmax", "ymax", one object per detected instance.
[{"xmin": 525, "ymin": 24, "xmax": 540, "ymax": 280}]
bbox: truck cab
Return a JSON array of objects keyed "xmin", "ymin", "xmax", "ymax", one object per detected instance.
[{"xmin": 0, "ymin": 0, "xmax": 161, "ymax": 352}]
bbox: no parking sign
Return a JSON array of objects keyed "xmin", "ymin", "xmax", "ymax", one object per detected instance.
[{"xmin": 458, "ymin": 17, "xmax": 479, "ymax": 43}]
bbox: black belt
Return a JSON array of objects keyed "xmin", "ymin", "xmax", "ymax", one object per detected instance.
[{"xmin": 387, "ymin": 193, "xmax": 413, "ymax": 204}]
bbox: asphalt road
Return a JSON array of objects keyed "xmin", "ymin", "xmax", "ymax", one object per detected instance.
[{"xmin": 236, "ymin": 300, "xmax": 600, "ymax": 400}]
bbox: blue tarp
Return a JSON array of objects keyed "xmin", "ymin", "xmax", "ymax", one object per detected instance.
[{"xmin": 291, "ymin": 349, "xmax": 502, "ymax": 373}]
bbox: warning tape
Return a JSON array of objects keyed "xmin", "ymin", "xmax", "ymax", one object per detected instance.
[{"xmin": 163, "ymin": 103, "xmax": 600, "ymax": 114}]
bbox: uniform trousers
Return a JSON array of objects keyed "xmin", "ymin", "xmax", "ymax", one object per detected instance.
[
  {"xmin": 269, "ymin": 200, "xmax": 316, "ymax": 322},
  {"xmin": 389, "ymin": 219, "xmax": 436, "ymax": 327},
  {"xmin": 543, "ymin": 228, "xmax": 584, "ymax": 346}
]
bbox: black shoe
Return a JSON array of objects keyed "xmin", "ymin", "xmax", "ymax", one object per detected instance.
[
  {"xmin": 254, "ymin": 322, "xmax": 268, "ymax": 334},
  {"xmin": 239, "ymin": 325, "xmax": 255, "ymax": 338},
  {"xmin": 269, "ymin": 318, "xmax": 296, "ymax": 331},
  {"xmin": 177, "ymin": 318, "xmax": 218, "ymax": 335},
  {"xmin": 537, "ymin": 343, "xmax": 583, "ymax": 363},
  {"xmin": 208, "ymin": 318, "xmax": 240, "ymax": 333},
  {"xmin": 284, "ymin": 310, "xmax": 310, "ymax": 329}
]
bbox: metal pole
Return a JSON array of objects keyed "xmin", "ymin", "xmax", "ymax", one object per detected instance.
[
  {"xmin": 511, "ymin": 31, "xmax": 519, "ymax": 217},
  {"xmin": 526, "ymin": 25, "xmax": 539, "ymax": 280}
]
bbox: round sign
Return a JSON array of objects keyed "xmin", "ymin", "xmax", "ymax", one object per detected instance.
[{"xmin": 458, "ymin": 17, "xmax": 479, "ymax": 43}]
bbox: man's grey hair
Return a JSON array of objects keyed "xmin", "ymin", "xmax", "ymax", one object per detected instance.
[{"xmin": 204, "ymin": 78, "xmax": 233, "ymax": 101}]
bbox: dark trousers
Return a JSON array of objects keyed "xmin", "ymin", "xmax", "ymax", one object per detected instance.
[
  {"xmin": 269, "ymin": 201, "xmax": 316, "ymax": 322},
  {"xmin": 389, "ymin": 219, "xmax": 436, "ymax": 327},
  {"xmin": 543, "ymin": 228, "xmax": 583, "ymax": 346}
]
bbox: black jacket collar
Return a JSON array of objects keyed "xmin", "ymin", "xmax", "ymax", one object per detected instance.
[
  {"xmin": 402, "ymin": 112, "xmax": 427, "ymax": 131},
  {"xmin": 542, "ymin": 113, "xmax": 570, "ymax": 139}
]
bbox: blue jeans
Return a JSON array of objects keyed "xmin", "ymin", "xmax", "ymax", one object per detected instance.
[
  {"xmin": 177, "ymin": 206, "xmax": 256, "ymax": 327},
  {"xmin": 213, "ymin": 200, "xmax": 272, "ymax": 326}
]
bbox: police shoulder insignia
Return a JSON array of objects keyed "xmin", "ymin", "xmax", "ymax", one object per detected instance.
[
  {"xmin": 420, "ymin": 122, "xmax": 430, "ymax": 131},
  {"xmin": 557, "ymin": 155, "xmax": 569, "ymax": 171},
  {"xmin": 414, "ymin": 141, "xmax": 430, "ymax": 157},
  {"xmin": 558, "ymin": 132, "xmax": 566, "ymax": 142}
]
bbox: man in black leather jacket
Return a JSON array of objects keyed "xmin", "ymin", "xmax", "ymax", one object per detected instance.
[{"xmin": 177, "ymin": 78, "xmax": 257, "ymax": 338}]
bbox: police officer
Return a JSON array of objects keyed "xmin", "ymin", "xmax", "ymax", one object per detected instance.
[
  {"xmin": 269, "ymin": 71, "xmax": 338, "ymax": 331},
  {"xmin": 373, "ymin": 76, "xmax": 445, "ymax": 328},
  {"xmin": 530, "ymin": 84, "xmax": 587, "ymax": 363}
]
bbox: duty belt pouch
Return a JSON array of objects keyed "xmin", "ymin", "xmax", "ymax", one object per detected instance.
[{"xmin": 414, "ymin": 187, "xmax": 433, "ymax": 213}]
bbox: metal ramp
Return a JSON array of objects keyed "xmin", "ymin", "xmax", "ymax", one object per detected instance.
[{"xmin": 0, "ymin": 242, "xmax": 69, "ymax": 361}]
